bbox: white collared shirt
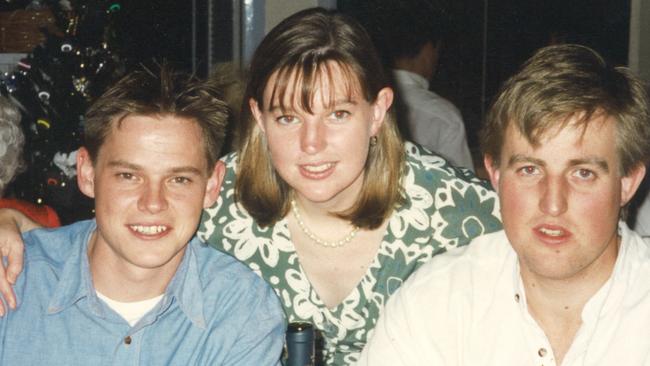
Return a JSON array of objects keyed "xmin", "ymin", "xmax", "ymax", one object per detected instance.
[
  {"xmin": 358, "ymin": 222, "xmax": 650, "ymax": 366},
  {"xmin": 392, "ymin": 69, "xmax": 474, "ymax": 171},
  {"xmin": 633, "ymin": 191, "xmax": 650, "ymax": 237}
]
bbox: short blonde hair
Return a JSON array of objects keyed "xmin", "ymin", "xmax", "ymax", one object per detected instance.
[
  {"xmin": 482, "ymin": 44, "xmax": 650, "ymax": 175},
  {"xmin": 235, "ymin": 8, "xmax": 404, "ymax": 229}
]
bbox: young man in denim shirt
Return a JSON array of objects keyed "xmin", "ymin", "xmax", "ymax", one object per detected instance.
[{"xmin": 0, "ymin": 68, "xmax": 285, "ymax": 365}]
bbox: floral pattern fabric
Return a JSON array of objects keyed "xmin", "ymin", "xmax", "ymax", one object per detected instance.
[{"xmin": 198, "ymin": 142, "xmax": 502, "ymax": 365}]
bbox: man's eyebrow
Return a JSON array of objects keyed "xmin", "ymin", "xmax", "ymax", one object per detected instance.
[
  {"xmin": 107, "ymin": 160, "xmax": 203, "ymax": 175},
  {"xmin": 506, "ymin": 154, "xmax": 610, "ymax": 172},
  {"xmin": 507, "ymin": 154, "xmax": 545, "ymax": 168},
  {"xmin": 168, "ymin": 166, "xmax": 204, "ymax": 175},
  {"xmin": 568, "ymin": 157, "xmax": 610, "ymax": 172},
  {"xmin": 107, "ymin": 160, "xmax": 141, "ymax": 170}
]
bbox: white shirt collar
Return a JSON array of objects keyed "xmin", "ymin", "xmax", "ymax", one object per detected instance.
[{"xmin": 392, "ymin": 69, "xmax": 430, "ymax": 90}]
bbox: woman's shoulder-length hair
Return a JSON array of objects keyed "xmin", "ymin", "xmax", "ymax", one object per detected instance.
[{"xmin": 235, "ymin": 7, "xmax": 405, "ymax": 229}]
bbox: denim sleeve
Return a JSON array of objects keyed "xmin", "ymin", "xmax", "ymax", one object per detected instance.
[
  {"xmin": 223, "ymin": 279, "xmax": 286, "ymax": 366},
  {"xmin": 0, "ymin": 295, "xmax": 7, "ymax": 360}
]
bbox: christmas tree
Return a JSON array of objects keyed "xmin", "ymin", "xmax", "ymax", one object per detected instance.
[{"xmin": 1, "ymin": 0, "xmax": 127, "ymax": 223}]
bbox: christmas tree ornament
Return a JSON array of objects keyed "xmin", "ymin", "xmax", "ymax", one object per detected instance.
[{"xmin": 37, "ymin": 90, "xmax": 50, "ymax": 101}]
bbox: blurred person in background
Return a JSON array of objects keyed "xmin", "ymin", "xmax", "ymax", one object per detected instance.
[
  {"xmin": 376, "ymin": 0, "xmax": 474, "ymax": 170},
  {"xmin": 0, "ymin": 96, "xmax": 60, "ymax": 228}
]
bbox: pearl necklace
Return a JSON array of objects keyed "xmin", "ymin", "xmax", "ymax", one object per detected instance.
[{"xmin": 290, "ymin": 199, "xmax": 360, "ymax": 248}]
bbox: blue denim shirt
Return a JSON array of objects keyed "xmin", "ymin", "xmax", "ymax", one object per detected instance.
[{"xmin": 0, "ymin": 220, "xmax": 285, "ymax": 365}]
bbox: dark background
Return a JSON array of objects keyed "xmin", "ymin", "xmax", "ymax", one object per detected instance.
[
  {"xmin": 340, "ymin": 0, "xmax": 631, "ymax": 153},
  {"xmin": 1, "ymin": 0, "xmax": 631, "ymax": 151}
]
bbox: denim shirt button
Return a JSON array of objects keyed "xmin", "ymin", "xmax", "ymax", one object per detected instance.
[{"xmin": 124, "ymin": 336, "xmax": 132, "ymax": 345}]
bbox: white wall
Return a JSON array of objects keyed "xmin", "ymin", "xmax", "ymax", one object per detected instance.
[
  {"xmin": 265, "ymin": 0, "xmax": 336, "ymax": 33},
  {"xmin": 238, "ymin": 0, "xmax": 335, "ymax": 66},
  {"xmin": 629, "ymin": 0, "xmax": 650, "ymax": 83}
]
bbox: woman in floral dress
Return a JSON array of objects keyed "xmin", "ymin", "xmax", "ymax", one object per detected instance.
[{"xmin": 199, "ymin": 8, "xmax": 501, "ymax": 365}]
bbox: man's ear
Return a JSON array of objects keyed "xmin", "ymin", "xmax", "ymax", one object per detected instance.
[
  {"xmin": 203, "ymin": 160, "xmax": 226, "ymax": 208},
  {"xmin": 77, "ymin": 147, "xmax": 96, "ymax": 199},
  {"xmin": 249, "ymin": 98, "xmax": 265, "ymax": 133},
  {"xmin": 483, "ymin": 155, "xmax": 500, "ymax": 193},
  {"xmin": 370, "ymin": 87, "xmax": 394, "ymax": 136},
  {"xmin": 620, "ymin": 163, "xmax": 646, "ymax": 206}
]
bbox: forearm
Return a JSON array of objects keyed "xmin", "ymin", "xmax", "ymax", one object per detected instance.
[
  {"xmin": 0, "ymin": 208, "xmax": 32, "ymax": 312},
  {"xmin": 0, "ymin": 208, "xmax": 41, "ymax": 233}
]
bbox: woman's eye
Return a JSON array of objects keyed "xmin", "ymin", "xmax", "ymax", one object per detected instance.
[
  {"xmin": 276, "ymin": 115, "xmax": 298, "ymax": 124},
  {"xmin": 329, "ymin": 110, "xmax": 351, "ymax": 120}
]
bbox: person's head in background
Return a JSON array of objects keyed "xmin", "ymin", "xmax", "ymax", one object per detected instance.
[
  {"xmin": 375, "ymin": 0, "xmax": 451, "ymax": 81},
  {"xmin": 481, "ymin": 44, "xmax": 650, "ymax": 283},
  {"xmin": 236, "ymin": 7, "xmax": 404, "ymax": 229},
  {"xmin": 0, "ymin": 96, "xmax": 25, "ymax": 197}
]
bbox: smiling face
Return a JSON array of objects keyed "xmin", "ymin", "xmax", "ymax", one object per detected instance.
[
  {"xmin": 485, "ymin": 114, "xmax": 645, "ymax": 284},
  {"xmin": 77, "ymin": 114, "xmax": 223, "ymax": 279},
  {"xmin": 250, "ymin": 63, "xmax": 392, "ymax": 210}
]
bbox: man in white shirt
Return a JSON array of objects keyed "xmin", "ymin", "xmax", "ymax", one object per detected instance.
[
  {"xmin": 380, "ymin": 1, "xmax": 474, "ymax": 170},
  {"xmin": 358, "ymin": 44, "xmax": 650, "ymax": 366}
]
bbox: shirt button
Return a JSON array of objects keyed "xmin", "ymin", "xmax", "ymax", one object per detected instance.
[
  {"xmin": 124, "ymin": 336, "xmax": 132, "ymax": 345},
  {"xmin": 538, "ymin": 347, "xmax": 547, "ymax": 357},
  {"xmin": 514, "ymin": 293, "xmax": 520, "ymax": 302}
]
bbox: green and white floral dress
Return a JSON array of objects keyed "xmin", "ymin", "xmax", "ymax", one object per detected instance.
[{"xmin": 198, "ymin": 142, "xmax": 502, "ymax": 365}]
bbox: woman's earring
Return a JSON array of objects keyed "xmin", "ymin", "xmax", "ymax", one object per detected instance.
[{"xmin": 370, "ymin": 135, "xmax": 378, "ymax": 146}]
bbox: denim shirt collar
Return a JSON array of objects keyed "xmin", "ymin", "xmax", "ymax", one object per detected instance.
[
  {"xmin": 46, "ymin": 219, "xmax": 206, "ymax": 329},
  {"xmin": 162, "ymin": 240, "xmax": 207, "ymax": 329}
]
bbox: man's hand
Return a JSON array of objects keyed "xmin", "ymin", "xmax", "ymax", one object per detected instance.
[{"xmin": 0, "ymin": 208, "xmax": 39, "ymax": 315}]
